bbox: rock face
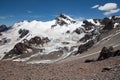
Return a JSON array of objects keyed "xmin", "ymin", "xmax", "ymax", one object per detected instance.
[
  {"xmin": 76, "ymin": 40, "xmax": 94, "ymax": 54},
  {"xmin": 102, "ymin": 18, "xmax": 114, "ymax": 30},
  {"xmin": 112, "ymin": 16, "xmax": 120, "ymax": 23},
  {"xmin": 82, "ymin": 20, "xmax": 94, "ymax": 30},
  {"xmin": 18, "ymin": 29, "xmax": 29, "ymax": 38},
  {"xmin": 73, "ymin": 28, "xmax": 85, "ymax": 34},
  {"xmin": 0, "ymin": 25, "xmax": 8, "ymax": 32},
  {"xmin": 29, "ymin": 36, "xmax": 50, "ymax": 46},
  {"xmin": 79, "ymin": 34, "xmax": 92, "ymax": 42},
  {"xmin": 101, "ymin": 16, "xmax": 120, "ymax": 30},
  {"xmin": 2, "ymin": 36, "xmax": 50, "ymax": 59},
  {"xmin": 51, "ymin": 13, "xmax": 76, "ymax": 28},
  {"xmin": 2, "ymin": 42, "xmax": 34, "ymax": 59}
]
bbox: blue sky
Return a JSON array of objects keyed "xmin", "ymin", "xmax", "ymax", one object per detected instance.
[{"xmin": 0, "ymin": 0, "xmax": 120, "ymax": 26}]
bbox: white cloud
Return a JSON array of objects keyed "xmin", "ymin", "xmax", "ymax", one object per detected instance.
[
  {"xmin": 98, "ymin": 3, "xmax": 117, "ymax": 11},
  {"xmin": 104, "ymin": 9, "xmax": 120, "ymax": 16},
  {"xmin": 92, "ymin": 3, "xmax": 120, "ymax": 16},
  {"xmin": 92, "ymin": 5, "xmax": 99, "ymax": 9}
]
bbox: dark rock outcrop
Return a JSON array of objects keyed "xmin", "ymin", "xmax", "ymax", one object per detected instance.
[
  {"xmin": 97, "ymin": 46, "xmax": 120, "ymax": 61},
  {"xmin": 18, "ymin": 29, "xmax": 29, "ymax": 38},
  {"xmin": 76, "ymin": 40, "xmax": 94, "ymax": 54},
  {"xmin": 58, "ymin": 13, "xmax": 76, "ymax": 23},
  {"xmin": 73, "ymin": 28, "xmax": 85, "ymax": 34},
  {"xmin": 2, "ymin": 42, "xmax": 34, "ymax": 59},
  {"xmin": 0, "ymin": 25, "xmax": 8, "ymax": 32},
  {"xmin": 52, "ymin": 13, "xmax": 76, "ymax": 28},
  {"xmin": 84, "ymin": 46, "xmax": 120, "ymax": 63},
  {"xmin": 93, "ymin": 19, "xmax": 101, "ymax": 23},
  {"xmin": 2, "ymin": 36, "xmax": 50, "ymax": 59},
  {"xmin": 82, "ymin": 20, "xmax": 94, "ymax": 30},
  {"xmin": 112, "ymin": 16, "xmax": 120, "ymax": 23},
  {"xmin": 79, "ymin": 34, "xmax": 92, "ymax": 42},
  {"xmin": 101, "ymin": 17, "xmax": 114, "ymax": 30},
  {"xmin": 97, "ymin": 47, "xmax": 111, "ymax": 60},
  {"xmin": 29, "ymin": 36, "xmax": 50, "ymax": 46}
]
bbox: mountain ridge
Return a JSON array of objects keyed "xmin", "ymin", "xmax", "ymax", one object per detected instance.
[{"xmin": 0, "ymin": 14, "xmax": 120, "ymax": 63}]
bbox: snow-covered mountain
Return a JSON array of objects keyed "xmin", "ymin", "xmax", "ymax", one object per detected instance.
[{"xmin": 0, "ymin": 14, "xmax": 120, "ymax": 63}]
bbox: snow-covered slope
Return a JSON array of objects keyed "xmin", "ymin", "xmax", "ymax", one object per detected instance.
[{"xmin": 1, "ymin": 14, "xmax": 119, "ymax": 63}]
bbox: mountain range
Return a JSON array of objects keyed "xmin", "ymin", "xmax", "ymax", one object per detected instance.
[{"xmin": 0, "ymin": 14, "xmax": 120, "ymax": 63}]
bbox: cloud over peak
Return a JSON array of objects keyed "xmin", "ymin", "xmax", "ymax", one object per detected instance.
[{"xmin": 92, "ymin": 3, "xmax": 120, "ymax": 16}]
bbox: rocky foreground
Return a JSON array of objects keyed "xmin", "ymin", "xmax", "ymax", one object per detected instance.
[{"xmin": 0, "ymin": 55, "xmax": 120, "ymax": 80}]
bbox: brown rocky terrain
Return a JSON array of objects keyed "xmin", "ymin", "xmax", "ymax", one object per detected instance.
[{"xmin": 0, "ymin": 55, "xmax": 120, "ymax": 80}]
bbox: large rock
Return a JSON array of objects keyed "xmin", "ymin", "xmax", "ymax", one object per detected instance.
[
  {"xmin": 97, "ymin": 46, "xmax": 120, "ymax": 61},
  {"xmin": 97, "ymin": 47, "xmax": 111, "ymax": 60}
]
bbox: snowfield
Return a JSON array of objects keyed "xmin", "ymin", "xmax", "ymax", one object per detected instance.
[{"xmin": 0, "ymin": 14, "xmax": 105, "ymax": 63}]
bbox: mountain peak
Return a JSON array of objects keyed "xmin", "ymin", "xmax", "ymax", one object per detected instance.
[
  {"xmin": 56, "ymin": 13, "xmax": 75, "ymax": 21},
  {"xmin": 53, "ymin": 13, "xmax": 76, "ymax": 26}
]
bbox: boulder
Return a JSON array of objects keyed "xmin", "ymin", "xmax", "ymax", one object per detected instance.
[
  {"xmin": 97, "ymin": 46, "xmax": 120, "ymax": 61},
  {"xmin": 97, "ymin": 47, "xmax": 111, "ymax": 60}
]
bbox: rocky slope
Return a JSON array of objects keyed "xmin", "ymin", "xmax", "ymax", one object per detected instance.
[{"xmin": 0, "ymin": 14, "xmax": 120, "ymax": 64}]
